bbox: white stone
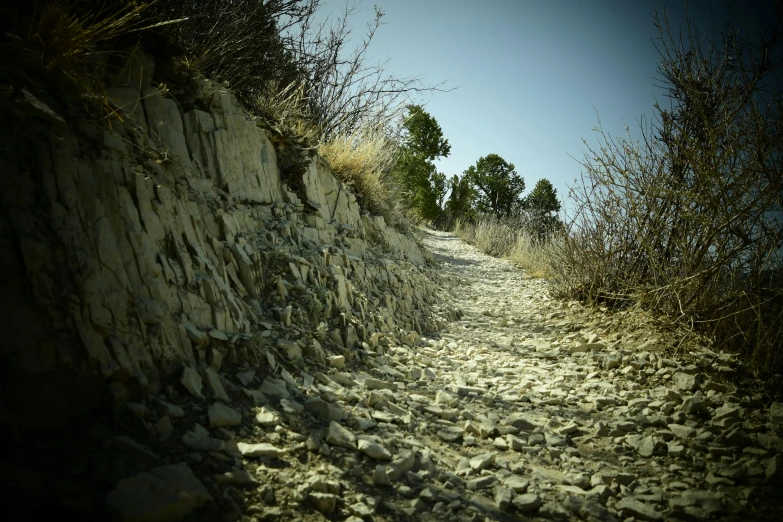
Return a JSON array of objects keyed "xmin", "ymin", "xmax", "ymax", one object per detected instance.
[
  {"xmin": 325, "ymin": 421, "xmax": 356, "ymax": 449},
  {"xmin": 237, "ymin": 442, "xmax": 286, "ymax": 458}
]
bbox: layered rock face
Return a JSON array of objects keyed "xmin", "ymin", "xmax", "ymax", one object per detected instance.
[{"xmin": 0, "ymin": 51, "xmax": 438, "ymax": 429}]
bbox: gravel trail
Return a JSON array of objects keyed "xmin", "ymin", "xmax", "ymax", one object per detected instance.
[
  {"xmin": 401, "ymin": 228, "xmax": 783, "ymax": 521},
  {"xmin": 101, "ymin": 229, "xmax": 783, "ymax": 522}
]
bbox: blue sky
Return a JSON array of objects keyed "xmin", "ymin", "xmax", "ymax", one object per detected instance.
[{"xmin": 314, "ymin": 0, "xmax": 777, "ymax": 214}]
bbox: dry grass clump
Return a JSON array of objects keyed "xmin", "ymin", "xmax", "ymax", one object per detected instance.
[
  {"xmin": 317, "ymin": 123, "xmax": 401, "ymax": 218},
  {"xmin": 3, "ymin": 1, "xmax": 180, "ymax": 124},
  {"xmin": 508, "ymin": 233, "xmax": 557, "ymax": 279},
  {"xmin": 21, "ymin": 1, "xmax": 153, "ymax": 78},
  {"xmin": 456, "ymin": 215, "xmax": 557, "ymax": 278}
]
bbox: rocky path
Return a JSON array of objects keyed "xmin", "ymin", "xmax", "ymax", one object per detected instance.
[{"xmin": 99, "ymin": 229, "xmax": 783, "ymax": 522}]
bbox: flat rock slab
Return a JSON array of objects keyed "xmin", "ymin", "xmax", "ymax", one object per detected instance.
[
  {"xmin": 326, "ymin": 421, "xmax": 356, "ymax": 449},
  {"xmin": 357, "ymin": 439, "xmax": 391, "ymax": 460},
  {"xmin": 237, "ymin": 442, "xmax": 286, "ymax": 458},
  {"xmin": 616, "ymin": 497, "xmax": 663, "ymax": 521},
  {"xmin": 104, "ymin": 463, "xmax": 212, "ymax": 522},
  {"xmin": 208, "ymin": 402, "xmax": 241, "ymax": 427}
]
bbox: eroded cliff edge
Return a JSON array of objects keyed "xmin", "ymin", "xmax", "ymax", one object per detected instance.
[{"xmin": 0, "ymin": 49, "xmax": 449, "ymax": 431}]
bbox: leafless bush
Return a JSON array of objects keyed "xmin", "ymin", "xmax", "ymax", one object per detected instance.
[
  {"xmin": 150, "ymin": 0, "xmax": 448, "ymax": 144},
  {"xmin": 551, "ymin": 5, "xmax": 783, "ymax": 374},
  {"xmin": 287, "ymin": 2, "xmax": 451, "ymax": 140}
]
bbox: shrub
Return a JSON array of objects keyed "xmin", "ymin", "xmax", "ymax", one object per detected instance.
[{"xmin": 550, "ymin": 6, "xmax": 783, "ymax": 374}]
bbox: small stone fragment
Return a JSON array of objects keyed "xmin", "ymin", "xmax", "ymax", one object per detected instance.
[
  {"xmin": 437, "ymin": 427, "xmax": 465, "ymax": 442},
  {"xmin": 364, "ymin": 378, "xmax": 395, "ymax": 391},
  {"xmin": 469, "ymin": 453, "xmax": 496, "ymax": 471},
  {"xmin": 236, "ymin": 442, "xmax": 286, "ymax": 458},
  {"xmin": 357, "ymin": 439, "xmax": 392, "ymax": 460},
  {"xmin": 180, "ymin": 367, "xmax": 203, "ymax": 398},
  {"xmin": 104, "ymin": 463, "xmax": 212, "ymax": 522},
  {"xmin": 236, "ymin": 369, "xmax": 255, "ymax": 386},
  {"xmin": 513, "ymin": 493, "xmax": 543, "ymax": 512},
  {"xmin": 616, "ymin": 497, "xmax": 663, "ymax": 521},
  {"xmin": 208, "ymin": 402, "xmax": 241, "ymax": 427},
  {"xmin": 309, "ymin": 492, "xmax": 338, "ymax": 514},
  {"xmin": 466, "ymin": 474, "xmax": 498, "ymax": 490},
  {"xmin": 216, "ymin": 469, "xmax": 258, "ymax": 487},
  {"xmin": 374, "ymin": 465, "xmax": 391, "ymax": 486},
  {"xmin": 204, "ymin": 368, "xmax": 230, "ymax": 402},
  {"xmin": 327, "ymin": 355, "xmax": 346, "ymax": 369},
  {"xmin": 494, "ymin": 486, "xmax": 513, "ymax": 511},
  {"xmin": 673, "ymin": 372, "xmax": 701, "ymax": 392},
  {"xmin": 276, "ymin": 338, "xmax": 301, "ymax": 360},
  {"xmin": 254, "ymin": 407, "xmax": 277, "ymax": 426},
  {"xmin": 505, "ymin": 475, "xmax": 529, "ymax": 493},
  {"xmin": 325, "ymin": 421, "xmax": 356, "ymax": 449}
]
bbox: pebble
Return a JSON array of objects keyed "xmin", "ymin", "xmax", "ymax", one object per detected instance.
[
  {"xmin": 236, "ymin": 442, "xmax": 286, "ymax": 458},
  {"xmin": 325, "ymin": 421, "xmax": 356, "ymax": 450}
]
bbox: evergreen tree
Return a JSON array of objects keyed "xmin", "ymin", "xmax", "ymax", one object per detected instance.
[
  {"xmin": 524, "ymin": 178, "xmax": 562, "ymax": 241},
  {"xmin": 464, "ymin": 154, "xmax": 524, "ymax": 217},
  {"xmin": 444, "ymin": 174, "xmax": 476, "ymax": 225},
  {"xmin": 393, "ymin": 105, "xmax": 450, "ymax": 221}
]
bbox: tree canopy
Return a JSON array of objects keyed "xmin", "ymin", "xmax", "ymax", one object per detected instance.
[
  {"xmin": 464, "ymin": 154, "xmax": 525, "ymax": 217},
  {"xmin": 525, "ymin": 179, "xmax": 560, "ymax": 215},
  {"xmin": 444, "ymin": 174, "xmax": 476, "ymax": 225},
  {"xmin": 524, "ymin": 178, "xmax": 562, "ymax": 240},
  {"xmin": 400, "ymin": 105, "xmax": 451, "ymax": 160},
  {"xmin": 393, "ymin": 105, "xmax": 450, "ymax": 221}
]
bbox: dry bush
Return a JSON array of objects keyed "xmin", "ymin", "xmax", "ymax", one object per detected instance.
[
  {"xmin": 317, "ymin": 123, "xmax": 401, "ymax": 217},
  {"xmin": 150, "ymin": 0, "xmax": 447, "ymax": 144},
  {"xmin": 551, "ymin": 6, "xmax": 783, "ymax": 375},
  {"xmin": 291, "ymin": 4, "xmax": 450, "ymax": 141},
  {"xmin": 21, "ymin": 1, "xmax": 152, "ymax": 77}
]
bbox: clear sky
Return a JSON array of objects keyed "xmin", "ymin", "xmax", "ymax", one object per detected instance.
[{"xmin": 313, "ymin": 0, "xmax": 778, "ymax": 214}]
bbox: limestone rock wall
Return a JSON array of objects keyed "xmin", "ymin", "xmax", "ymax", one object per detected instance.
[{"xmin": 0, "ymin": 55, "xmax": 437, "ymax": 428}]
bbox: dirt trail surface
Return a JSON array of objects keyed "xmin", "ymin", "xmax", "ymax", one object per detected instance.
[
  {"xmin": 409, "ymin": 229, "xmax": 783, "ymax": 521},
  {"xmin": 30, "ymin": 230, "xmax": 783, "ymax": 522}
]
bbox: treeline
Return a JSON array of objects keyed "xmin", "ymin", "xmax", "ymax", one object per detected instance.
[{"xmin": 391, "ymin": 106, "xmax": 562, "ymax": 240}]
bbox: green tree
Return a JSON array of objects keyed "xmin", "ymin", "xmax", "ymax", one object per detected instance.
[
  {"xmin": 444, "ymin": 174, "xmax": 476, "ymax": 226},
  {"xmin": 464, "ymin": 154, "xmax": 525, "ymax": 217},
  {"xmin": 393, "ymin": 105, "xmax": 451, "ymax": 221},
  {"xmin": 400, "ymin": 105, "xmax": 451, "ymax": 160},
  {"xmin": 524, "ymin": 179, "xmax": 562, "ymax": 241},
  {"xmin": 525, "ymin": 179, "xmax": 560, "ymax": 214}
]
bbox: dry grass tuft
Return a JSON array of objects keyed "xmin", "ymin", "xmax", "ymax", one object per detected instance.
[
  {"xmin": 23, "ymin": 1, "xmax": 151, "ymax": 80},
  {"xmin": 7, "ymin": 1, "xmax": 180, "ymax": 125},
  {"xmin": 318, "ymin": 123, "xmax": 401, "ymax": 218},
  {"xmin": 455, "ymin": 215, "xmax": 557, "ymax": 278}
]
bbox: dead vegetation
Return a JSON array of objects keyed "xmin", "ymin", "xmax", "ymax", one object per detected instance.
[{"xmin": 550, "ymin": 6, "xmax": 783, "ymax": 379}]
